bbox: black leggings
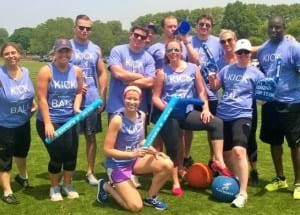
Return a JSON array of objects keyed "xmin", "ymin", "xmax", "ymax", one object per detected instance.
[
  {"xmin": 248, "ymin": 101, "xmax": 258, "ymax": 162},
  {"xmin": 36, "ymin": 120, "xmax": 79, "ymax": 174},
  {"xmin": 153, "ymin": 109, "xmax": 223, "ymax": 166}
]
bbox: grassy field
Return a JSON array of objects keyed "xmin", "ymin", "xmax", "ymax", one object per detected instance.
[{"xmin": 1, "ymin": 60, "xmax": 300, "ymax": 215}]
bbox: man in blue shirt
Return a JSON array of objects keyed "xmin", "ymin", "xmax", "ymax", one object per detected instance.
[{"xmin": 258, "ymin": 15, "xmax": 300, "ymax": 199}]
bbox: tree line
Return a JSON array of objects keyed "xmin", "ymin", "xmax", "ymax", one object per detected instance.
[{"xmin": 0, "ymin": 1, "xmax": 299, "ymax": 57}]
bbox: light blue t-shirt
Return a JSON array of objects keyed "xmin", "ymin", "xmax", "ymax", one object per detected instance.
[
  {"xmin": 70, "ymin": 39, "xmax": 101, "ymax": 107},
  {"xmin": 162, "ymin": 62, "xmax": 197, "ymax": 102},
  {"xmin": 216, "ymin": 64, "xmax": 264, "ymax": 121},
  {"xmin": 106, "ymin": 44, "xmax": 155, "ymax": 113},
  {"xmin": 190, "ymin": 35, "xmax": 223, "ymax": 101},
  {"xmin": 258, "ymin": 38, "xmax": 300, "ymax": 103},
  {"xmin": 0, "ymin": 66, "xmax": 34, "ymax": 128}
]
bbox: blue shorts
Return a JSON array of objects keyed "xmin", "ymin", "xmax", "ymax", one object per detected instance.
[{"xmin": 80, "ymin": 110, "xmax": 102, "ymax": 136}]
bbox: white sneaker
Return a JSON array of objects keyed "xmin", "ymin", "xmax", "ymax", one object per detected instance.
[
  {"xmin": 86, "ymin": 173, "xmax": 98, "ymax": 186},
  {"xmin": 131, "ymin": 175, "xmax": 142, "ymax": 188},
  {"xmin": 61, "ymin": 185, "xmax": 79, "ymax": 199},
  {"xmin": 231, "ymin": 193, "xmax": 247, "ymax": 208},
  {"xmin": 49, "ymin": 186, "xmax": 63, "ymax": 202}
]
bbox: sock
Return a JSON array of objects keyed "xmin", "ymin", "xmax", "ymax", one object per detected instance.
[
  {"xmin": 4, "ymin": 191, "xmax": 13, "ymax": 197},
  {"xmin": 278, "ymin": 176, "xmax": 286, "ymax": 181}
]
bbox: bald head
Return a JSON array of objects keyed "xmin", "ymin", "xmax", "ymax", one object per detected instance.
[{"xmin": 268, "ymin": 16, "xmax": 285, "ymax": 42}]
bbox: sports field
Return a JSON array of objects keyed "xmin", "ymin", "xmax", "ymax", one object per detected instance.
[{"xmin": 0, "ymin": 60, "xmax": 299, "ymax": 215}]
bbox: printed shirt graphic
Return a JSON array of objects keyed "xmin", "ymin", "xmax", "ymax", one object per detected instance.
[
  {"xmin": 162, "ymin": 63, "xmax": 197, "ymax": 104},
  {"xmin": 106, "ymin": 109, "xmax": 144, "ymax": 169},
  {"xmin": 190, "ymin": 35, "xmax": 223, "ymax": 101},
  {"xmin": 216, "ymin": 64, "xmax": 264, "ymax": 121},
  {"xmin": 0, "ymin": 66, "xmax": 35, "ymax": 127},
  {"xmin": 106, "ymin": 44, "xmax": 155, "ymax": 113},
  {"xmin": 258, "ymin": 38, "xmax": 300, "ymax": 103},
  {"xmin": 70, "ymin": 39, "xmax": 101, "ymax": 106}
]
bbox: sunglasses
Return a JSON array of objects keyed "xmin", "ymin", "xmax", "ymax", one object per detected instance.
[
  {"xmin": 220, "ymin": 38, "xmax": 233, "ymax": 44},
  {"xmin": 78, "ymin": 26, "xmax": 92, "ymax": 31},
  {"xmin": 166, "ymin": 48, "xmax": 181, "ymax": 54},
  {"xmin": 236, "ymin": 50, "xmax": 251, "ymax": 55},
  {"xmin": 132, "ymin": 33, "xmax": 147, "ymax": 40},
  {"xmin": 198, "ymin": 22, "xmax": 211, "ymax": 28}
]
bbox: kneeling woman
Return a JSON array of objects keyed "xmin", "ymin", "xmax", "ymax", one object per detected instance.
[
  {"xmin": 36, "ymin": 39, "xmax": 83, "ymax": 201},
  {"xmin": 97, "ymin": 86, "xmax": 173, "ymax": 212}
]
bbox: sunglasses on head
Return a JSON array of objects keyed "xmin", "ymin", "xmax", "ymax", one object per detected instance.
[
  {"xmin": 198, "ymin": 22, "xmax": 211, "ymax": 28},
  {"xmin": 132, "ymin": 33, "xmax": 147, "ymax": 40},
  {"xmin": 78, "ymin": 26, "xmax": 92, "ymax": 31},
  {"xmin": 220, "ymin": 38, "xmax": 233, "ymax": 44},
  {"xmin": 166, "ymin": 47, "xmax": 181, "ymax": 54},
  {"xmin": 236, "ymin": 49, "xmax": 251, "ymax": 55}
]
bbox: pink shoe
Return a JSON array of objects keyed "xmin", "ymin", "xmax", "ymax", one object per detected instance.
[
  {"xmin": 172, "ymin": 187, "xmax": 184, "ymax": 197},
  {"xmin": 211, "ymin": 161, "xmax": 233, "ymax": 177}
]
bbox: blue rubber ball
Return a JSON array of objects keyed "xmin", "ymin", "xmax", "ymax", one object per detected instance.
[{"xmin": 211, "ymin": 176, "xmax": 240, "ymax": 202}]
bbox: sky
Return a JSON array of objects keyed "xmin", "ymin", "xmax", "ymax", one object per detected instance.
[{"xmin": 0, "ymin": 0, "xmax": 299, "ymax": 35}]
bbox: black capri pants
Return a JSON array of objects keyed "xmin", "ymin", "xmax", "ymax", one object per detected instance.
[
  {"xmin": 36, "ymin": 120, "xmax": 79, "ymax": 174},
  {"xmin": 0, "ymin": 121, "xmax": 31, "ymax": 171},
  {"xmin": 152, "ymin": 109, "xmax": 223, "ymax": 166}
]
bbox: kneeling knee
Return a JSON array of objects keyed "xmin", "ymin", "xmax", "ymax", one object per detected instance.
[
  {"xmin": 232, "ymin": 147, "xmax": 246, "ymax": 160},
  {"xmin": 127, "ymin": 202, "xmax": 143, "ymax": 212}
]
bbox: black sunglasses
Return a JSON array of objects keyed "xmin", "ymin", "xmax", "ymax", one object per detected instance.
[
  {"xmin": 220, "ymin": 38, "xmax": 233, "ymax": 45},
  {"xmin": 236, "ymin": 49, "xmax": 251, "ymax": 55},
  {"xmin": 166, "ymin": 48, "xmax": 181, "ymax": 54},
  {"xmin": 132, "ymin": 33, "xmax": 147, "ymax": 40},
  {"xmin": 78, "ymin": 26, "xmax": 92, "ymax": 31},
  {"xmin": 198, "ymin": 22, "xmax": 211, "ymax": 28}
]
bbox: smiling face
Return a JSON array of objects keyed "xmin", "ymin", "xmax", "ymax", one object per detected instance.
[
  {"xmin": 129, "ymin": 28, "xmax": 148, "ymax": 52},
  {"xmin": 220, "ymin": 32, "xmax": 236, "ymax": 54},
  {"xmin": 124, "ymin": 90, "xmax": 141, "ymax": 112},
  {"xmin": 196, "ymin": 18, "xmax": 212, "ymax": 39},
  {"xmin": 268, "ymin": 16, "xmax": 285, "ymax": 43},
  {"xmin": 54, "ymin": 48, "xmax": 72, "ymax": 65},
  {"xmin": 74, "ymin": 18, "xmax": 92, "ymax": 42},
  {"xmin": 165, "ymin": 40, "xmax": 182, "ymax": 63},
  {"xmin": 1, "ymin": 45, "xmax": 21, "ymax": 67}
]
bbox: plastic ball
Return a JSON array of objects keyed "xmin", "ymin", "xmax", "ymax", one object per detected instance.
[
  {"xmin": 211, "ymin": 176, "xmax": 240, "ymax": 202},
  {"xmin": 186, "ymin": 162, "xmax": 213, "ymax": 189}
]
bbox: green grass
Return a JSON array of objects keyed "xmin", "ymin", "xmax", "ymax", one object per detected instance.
[{"xmin": 1, "ymin": 60, "xmax": 300, "ymax": 214}]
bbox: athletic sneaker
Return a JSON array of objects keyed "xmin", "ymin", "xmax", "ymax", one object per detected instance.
[
  {"xmin": 49, "ymin": 186, "xmax": 63, "ymax": 201},
  {"xmin": 96, "ymin": 179, "xmax": 109, "ymax": 203},
  {"xmin": 172, "ymin": 187, "xmax": 184, "ymax": 197},
  {"xmin": 143, "ymin": 196, "xmax": 167, "ymax": 210},
  {"xmin": 61, "ymin": 185, "xmax": 79, "ymax": 199},
  {"xmin": 249, "ymin": 170, "xmax": 259, "ymax": 185},
  {"xmin": 86, "ymin": 173, "xmax": 98, "ymax": 186},
  {"xmin": 265, "ymin": 177, "xmax": 288, "ymax": 191},
  {"xmin": 15, "ymin": 174, "xmax": 33, "ymax": 189},
  {"xmin": 231, "ymin": 193, "xmax": 247, "ymax": 208},
  {"xmin": 1, "ymin": 193, "xmax": 19, "ymax": 204},
  {"xmin": 293, "ymin": 184, "xmax": 300, "ymax": 200}
]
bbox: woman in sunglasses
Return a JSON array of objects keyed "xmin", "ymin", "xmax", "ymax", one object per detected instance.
[
  {"xmin": 209, "ymin": 39, "xmax": 264, "ymax": 208},
  {"xmin": 218, "ymin": 30, "xmax": 261, "ymax": 186},
  {"xmin": 152, "ymin": 39, "xmax": 229, "ymax": 197}
]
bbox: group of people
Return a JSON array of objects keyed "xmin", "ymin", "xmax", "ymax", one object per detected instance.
[{"xmin": 0, "ymin": 12, "xmax": 299, "ymax": 212}]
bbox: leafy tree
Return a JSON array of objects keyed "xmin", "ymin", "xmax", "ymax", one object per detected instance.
[
  {"xmin": 287, "ymin": 19, "xmax": 300, "ymax": 41},
  {"xmin": 9, "ymin": 27, "xmax": 33, "ymax": 53},
  {"xmin": 29, "ymin": 17, "xmax": 73, "ymax": 55},
  {"xmin": 0, "ymin": 28, "xmax": 9, "ymax": 47},
  {"xmin": 221, "ymin": 1, "xmax": 261, "ymax": 39}
]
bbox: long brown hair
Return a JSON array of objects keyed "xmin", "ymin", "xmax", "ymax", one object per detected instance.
[{"xmin": 0, "ymin": 42, "xmax": 22, "ymax": 57}]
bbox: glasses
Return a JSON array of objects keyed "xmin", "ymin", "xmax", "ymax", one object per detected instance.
[
  {"xmin": 166, "ymin": 48, "xmax": 181, "ymax": 54},
  {"xmin": 132, "ymin": 33, "xmax": 147, "ymax": 40},
  {"xmin": 198, "ymin": 22, "xmax": 211, "ymax": 28},
  {"xmin": 236, "ymin": 50, "xmax": 251, "ymax": 55},
  {"xmin": 78, "ymin": 26, "xmax": 92, "ymax": 31},
  {"xmin": 220, "ymin": 38, "xmax": 233, "ymax": 45}
]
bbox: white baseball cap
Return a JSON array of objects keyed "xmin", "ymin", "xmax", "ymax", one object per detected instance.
[{"xmin": 234, "ymin": 39, "xmax": 252, "ymax": 52}]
